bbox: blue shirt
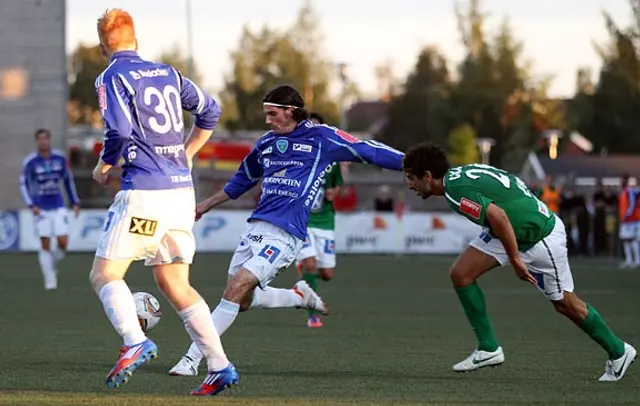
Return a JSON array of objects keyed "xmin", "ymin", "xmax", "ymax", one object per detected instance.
[
  {"xmin": 224, "ymin": 121, "xmax": 404, "ymax": 240},
  {"xmin": 20, "ymin": 149, "xmax": 80, "ymax": 210},
  {"xmin": 95, "ymin": 50, "xmax": 221, "ymax": 191}
]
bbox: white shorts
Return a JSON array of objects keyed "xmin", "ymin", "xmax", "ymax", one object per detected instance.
[
  {"xmin": 228, "ymin": 220, "xmax": 302, "ymax": 288},
  {"xmin": 96, "ymin": 188, "xmax": 196, "ymax": 266},
  {"xmin": 35, "ymin": 207, "xmax": 69, "ymax": 238},
  {"xmin": 469, "ymin": 215, "xmax": 575, "ymax": 301},
  {"xmin": 296, "ymin": 227, "xmax": 337, "ymax": 269},
  {"xmin": 619, "ymin": 222, "xmax": 638, "ymax": 240}
]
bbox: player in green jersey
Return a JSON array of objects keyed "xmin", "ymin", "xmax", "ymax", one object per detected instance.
[
  {"xmin": 296, "ymin": 113, "xmax": 343, "ymax": 328},
  {"xmin": 402, "ymin": 142, "xmax": 636, "ymax": 382}
]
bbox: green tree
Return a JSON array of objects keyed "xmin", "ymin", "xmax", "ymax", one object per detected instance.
[
  {"xmin": 448, "ymin": 124, "xmax": 479, "ymax": 165},
  {"xmin": 68, "ymin": 44, "xmax": 106, "ymax": 125},
  {"xmin": 220, "ymin": 0, "xmax": 340, "ymax": 131},
  {"xmin": 382, "ymin": 47, "xmax": 454, "ymax": 151},
  {"xmin": 573, "ymin": 5, "xmax": 640, "ymax": 153}
]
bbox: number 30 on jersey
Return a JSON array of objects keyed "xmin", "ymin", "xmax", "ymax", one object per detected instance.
[{"xmin": 143, "ymin": 85, "xmax": 183, "ymax": 135}]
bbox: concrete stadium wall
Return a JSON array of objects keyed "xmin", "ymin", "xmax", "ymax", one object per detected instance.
[{"xmin": 0, "ymin": 0, "xmax": 66, "ymax": 209}]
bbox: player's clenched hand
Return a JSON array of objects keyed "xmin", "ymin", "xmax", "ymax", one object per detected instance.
[
  {"xmin": 195, "ymin": 200, "xmax": 211, "ymax": 221},
  {"xmin": 325, "ymin": 188, "xmax": 337, "ymax": 202},
  {"xmin": 92, "ymin": 161, "xmax": 111, "ymax": 185},
  {"xmin": 72, "ymin": 205, "xmax": 80, "ymax": 218},
  {"xmin": 31, "ymin": 206, "xmax": 40, "ymax": 216},
  {"xmin": 511, "ymin": 257, "xmax": 537, "ymax": 286}
]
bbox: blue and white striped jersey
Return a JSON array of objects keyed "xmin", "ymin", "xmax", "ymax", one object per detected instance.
[
  {"xmin": 224, "ymin": 120, "xmax": 404, "ymax": 240},
  {"xmin": 20, "ymin": 149, "xmax": 80, "ymax": 210},
  {"xmin": 95, "ymin": 50, "xmax": 221, "ymax": 191}
]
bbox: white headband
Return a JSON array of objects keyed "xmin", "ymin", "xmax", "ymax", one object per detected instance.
[{"xmin": 263, "ymin": 102, "xmax": 301, "ymax": 109}]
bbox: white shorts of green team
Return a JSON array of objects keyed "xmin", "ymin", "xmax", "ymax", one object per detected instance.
[
  {"xmin": 619, "ymin": 221, "xmax": 639, "ymax": 240},
  {"xmin": 35, "ymin": 207, "xmax": 69, "ymax": 238},
  {"xmin": 469, "ymin": 214, "xmax": 575, "ymax": 301},
  {"xmin": 228, "ymin": 220, "xmax": 303, "ymax": 288},
  {"xmin": 95, "ymin": 188, "xmax": 196, "ymax": 266},
  {"xmin": 295, "ymin": 227, "xmax": 337, "ymax": 269}
]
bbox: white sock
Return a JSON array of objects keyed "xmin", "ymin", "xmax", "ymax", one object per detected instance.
[
  {"xmin": 184, "ymin": 299, "xmax": 240, "ymax": 366},
  {"xmin": 38, "ymin": 250, "xmax": 57, "ymax": 289},
  {"xmin": 98, "ymin": 280, "xmax": 147, "ymax": 346},
  {"xmin": 179, "ymin": 300, "xmax": 229, "ymax": 371},
  {"xmin": 53, "ymin": 248, "xmax": 65, "ymax": 263},
  {"xmin": 250, "ymin": 287, "xmax": 303, "ymax": 309},
  {"xmin": 632, "ymin": 240, "xmax": 640, "ymax": 265},
  {"xmin": 624, "ymin": 241, "xmax": 633, "ymax": 264}
]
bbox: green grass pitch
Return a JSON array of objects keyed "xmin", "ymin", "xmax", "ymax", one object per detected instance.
[{"xmin": 0, "ymin": 253, "xmax": 638, "ymax": 405}]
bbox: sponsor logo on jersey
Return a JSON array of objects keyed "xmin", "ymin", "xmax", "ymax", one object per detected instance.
[
  {"xmin": 129, "ymin": 217, "xmax": 158, "ymax": 236},
  {"xmin": 262, "ymin": 158, "xmax": 303, "ymax": 169},
  {"xmin": 293, "ymin": 143, "xmax": 313, "ymax": 152},
  {"xmin": 262, "ymin": 146, "xmax": 273, "ymax": 155},
  {"xmin": 276, "ymin": 139, "xmax": 289, "ymax": 153},
  {"xmin": 155, "ymin": 144, "xmax": 185, "ymax": 158},
  {"xmin": 305, "ymin": 163, "xmax": 336, "ymax": 207},
  {"xmin": 128, "ymin": 68, "xmax": 169, "ymax": 80},
  {"xmin": 263, "ymin": 176, "xmax": 301, "ymax": 187},
  {"xmin": 274, "ymin": 169, "xmax": 286, "ymax": 177},
  {"xmin": 460, "ymin": 198, "xmax": 482, "ymax": 219},
  {"xmin": 97, "ymin": 85, "xmax": 107, "ymax": 111},
  {"xmin": 258, "ymin": 244, "xmax": 281, "ymax": 263},
  {"xmin": 335, "ymin": 129, "xmax": 359, "ymax": 143}
]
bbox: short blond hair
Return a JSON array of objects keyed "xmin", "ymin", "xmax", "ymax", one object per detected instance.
[{"xmin": 97, "ymin": 8, "xmax": 136, "ymax": 51}]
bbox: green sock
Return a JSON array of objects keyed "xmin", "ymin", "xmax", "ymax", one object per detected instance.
[
  {"xmin": 578, "ymin": 303, "xmax": 625, "ymax": 359},
  {"xmin": 302, "ymin": 272, "xmax": 319, "ymax": 317},
  {"xmin": 455, "ymin": 282, "xmax": 500, "ymax": 352}
]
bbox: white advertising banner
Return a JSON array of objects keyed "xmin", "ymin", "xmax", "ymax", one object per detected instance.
[{"xmin": 16, "ymin": 209, "xmax": 482, "ymax": 254}]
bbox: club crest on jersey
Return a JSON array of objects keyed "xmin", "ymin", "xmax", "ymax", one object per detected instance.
[
  {"xmin": 276, "ymin": 139, "xmax": 289, "ymax": 153},
  {"xmin": 460, "ymin": 198, "xmax": 482, "ymax": 220},
  {"xmin": 97, "ymin": 85, "xmax": 107, "ymax": 111},
  {"xmin": 293, "ymin": 143, "xmax": 313, "ymax": 153}
]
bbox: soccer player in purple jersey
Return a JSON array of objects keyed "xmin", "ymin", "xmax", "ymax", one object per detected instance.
[
  {"xmin": 88, "ymin": 9, "xmax": 236, "ymax": 395},
  {"xmin": 20, "ymin": 128, "xmax": 80, "ymax": 290},
  {"xmin": 169, "ymin": 85, "xmax": 405, "ymax": 392}
]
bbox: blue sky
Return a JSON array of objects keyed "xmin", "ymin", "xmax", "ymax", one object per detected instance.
[{"xmin": 67, "ymin": 0, "xmax": 630, "ymax": 98}]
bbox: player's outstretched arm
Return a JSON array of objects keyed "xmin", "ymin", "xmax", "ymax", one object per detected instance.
[
  {"xmin": 176, "ymin": 71, "xmax": 222, "ymax": 163},
  {"xmin": 323, "ymin": 128, "xmax": 404, "ymax": 171},
  {"xmin": 485, "ymin": 204, "xmax": 537, "ymax": 285},
  {"xmin": 93, "ymin": 73, "xmax": 134, "ymax": 183}
]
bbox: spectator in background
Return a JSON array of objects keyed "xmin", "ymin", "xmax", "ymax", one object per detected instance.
[
  {"xmin": 593, "ymin": 180, "xmax": 608, "ymax": 255},
  {"xmin": 540, "ymin": 175, "xmax": 561, "ymax": 215},
  {"xmin": 333, "ymin": 184, "xmax": 358, "ymax": 212},
  {"xmin": 604, "ymin": 185, "xmax": 619, "ymax": 257},
  {"xmin": 374, "ymin": 185, "xmax": 394, "ymax": 212}
]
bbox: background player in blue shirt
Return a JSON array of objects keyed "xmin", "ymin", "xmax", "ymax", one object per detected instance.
[
  {"xmin": 170, "ymin": 85, "xmax": 405, "ymax": 388},
  {"xmin": 88, "ymin": 9, "xmax": 235, "ymax": 396},
  {"xmin": 20, "ymin": 128, "xmax": 80, "ymax": 290}
]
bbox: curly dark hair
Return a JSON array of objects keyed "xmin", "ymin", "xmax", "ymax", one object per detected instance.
[
  {"xmin": 402, "ymin": 142, "xmax": 450, "ymax": 179},
  {"xmin": 263, "ymin": 85, "xmax": 310, "ymax": 122}
]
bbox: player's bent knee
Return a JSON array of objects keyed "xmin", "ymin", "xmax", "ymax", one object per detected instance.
[
  {"xmin": 57, "ymin": 236, "xmax": 68, "ymax": 251},
  {"xmin": 319, "ymin": 268, "xmax": 334, "ymax": 281},
  {"xmin": 89, "ymin": 256, "xmax": 130, "ymax": 293},
  {"xmin": 449, "ymin": 266, "xmax": 475, "ymax": 287},
  {"xmin": 224, "ymin": 269, "xmax": 259, "ymax": 303},
  {"xmin": 40, "ymin": 238, "xmax": 51, "ymax": 251},
  {"xmin": 551, "ymin": 292, "xmax": 588, "ymax": 323},
  {"xmin": 301, "ymin": 258, "xmax": 318, "ymax": 274}
]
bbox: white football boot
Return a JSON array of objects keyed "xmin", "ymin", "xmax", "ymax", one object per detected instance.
[
  {"xmin": 453, "ymin": 347, "xmax": 505, "ymax": 372},
  {"xmin": 599, "ymin": 343, "xmax": 637, "ymax": 382},
  {"xmin": 169, "ymin": 355, "xmax": 200, "ymax": 376},
  {"xmin": 293, "ymin": 280, "xmax": 329, "ymax": 315}
]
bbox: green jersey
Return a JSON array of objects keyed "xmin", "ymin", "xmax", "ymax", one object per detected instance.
[
  {"xmin": 443, "ymin": 164, "xmax": 555, "ymax": 251},
  {"xmin": 308, "ymin": 162, "xmax": 344, "ymax": 230}
]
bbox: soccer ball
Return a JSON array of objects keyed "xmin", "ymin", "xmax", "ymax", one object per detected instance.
[{"xmin": 133, "ymin": 292, "xmax": 162, "ymax": 332}]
